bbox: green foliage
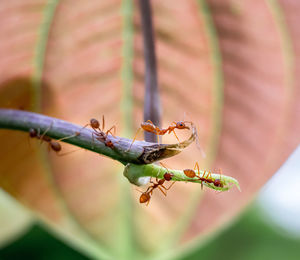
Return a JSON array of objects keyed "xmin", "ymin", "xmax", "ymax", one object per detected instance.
[
  {"xmin": 2, "ymin": 204, "xmax": 300, "ymax": 260},
  {"xmin": 182, "ymin": 205, "xmax": 300, "ymax": 260},
  {"xmin": 0, "ymin": 225, "xmax": 88, "ymax": 260}
]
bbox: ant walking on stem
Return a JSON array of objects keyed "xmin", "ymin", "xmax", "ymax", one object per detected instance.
[
  {"xmin": 83, "ymin": 116, "xmax": 116, "ymax": 149},
  {"xmin": 137, "ymin": 162, "xmax": 175, "ymax": 206},
  {"xmin": 29, "ymin": 125, "xmax": 79, "ymax": 155},
  {"xmin": 183, "ymin": 162, "xmax": 223, "ymax": 189},
  {"xmin": 128, "ymin": 120, "xmax": 191, "ymax": 150}
]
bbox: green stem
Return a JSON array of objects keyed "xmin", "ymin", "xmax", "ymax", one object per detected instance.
[{"xmin": 124, "ymin": 164, "xmax": 240, "ymax": 191}]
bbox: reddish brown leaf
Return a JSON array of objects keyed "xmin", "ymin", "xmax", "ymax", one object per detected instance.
[{"xmin": 0, "ymin": 0, "xmax": 299, "ymax": 258}]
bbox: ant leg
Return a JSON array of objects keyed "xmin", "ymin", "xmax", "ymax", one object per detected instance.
[
  {"xmin": 127, "ymin": 128, "xmax": 142, "ymax": 151},
  {"xmin": 144, "ymin": 179, "xmax": 154, "ymax": 194},
  {"xmin": 206, "ymin": 171, "xmax": 212, "ymax": 179},
  {"xmin": 159, "ymin": 162, "xmax": 169, "ymax": 174},
  {"xmin": 145, "ymin": 186, "xmax": 152, "ymax": 194},
  {"xmin": 40, "ymin": 122, "xmax": 53, "ymax": 143},
  {"xmin": 157, "ymin": 133, "xmax": 160, "ymax": 144},
  {"xmin": 80, "ymin": 123, "xmax": 89, "ymax": 131},
  {"xmin": 102, "ymin": 115, "xmax": 105, "ymax": 132},
  {"xmin": 183, "ymin": 120, "xmax": 193, "ymax": 125},
  {"xmin": 34, "ymin": 128, "xmax": 42, "ymax": 144},
  {"xmin": 194, "ymin": 162, "xmax": 200, "ymax": 176},
  {"xmin": 216, "ymin": 168, "xmax": 223, "ymax": 181},
  {"xmin": 106, "ymin": 125, "xmax": 116, "ymax": 137},
  {"xmin": 158, "ymin": 186, "xmax": 167, "ymax": 196},
  {"xmin": 57, "ymin": 149, "xmax": 80, "ymax": 157},
  {"xmin": 37, "ymin": 128, "xmax": 41, "ymax": 138},
  {"xmin": 145, "ymin": 120, "xmax": 155, "ymax": 125},
  {"xmin": 171, "ymin": 129, "xmax": 180, "ymax": 142},
  {"xmin": 161, "ymin": 181, "xmax": 175, "ymax": 191},
  {"xmin": 112, "ymin": 126, "xmax": 116, "ymax": 136},
  {"xmin": 57, "ymin": 132, "xmax": 80, "ymax": 142},
  {"xmin": 195, "ymin": 164, "xmax": 203, "ymax": 189}
]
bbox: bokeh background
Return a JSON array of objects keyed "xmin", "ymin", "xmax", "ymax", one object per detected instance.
[{"xmin": 0, "ymin": 0, "xmax": 299, "ymax": 259}]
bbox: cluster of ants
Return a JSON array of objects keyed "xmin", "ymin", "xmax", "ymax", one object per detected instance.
[
  {"xmin": 130, "ymin": 120, "xmax": 223, "ymax": 206},
  {"xmin": 28, "ymin": 116, "xmax": 115, "ymax": 155},
  {"xmin": 137, "ymin": 162, "xmax": 223, "ymax": 206},
  {"xmin": 28, "ymin": 117, "xmax": 223, "ymax": 206}
]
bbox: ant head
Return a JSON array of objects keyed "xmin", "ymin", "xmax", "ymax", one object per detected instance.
[
  {"xmin": 90, "ymin": 118, "xmax": 100, "ymax": 129},
  {"xmin": 105, "ymin": 140, "xmax": 114, "ymax": 148},
  {"xmin": 213, "ymin": 179, "xmax": 222, "ymax": 187},
  {"xmin": 29, "ymin": 128, "xmax": 37, "ymax": 138},
  {"xmin": 139, "ymin": 193, "xmax": 150, "ymax": 203},
  {"xmin": 164, "ymin": 172, "xmax": 174, "ymax": 181},
  {"xmin": 176, "ymin": 121, "xmax": 190, "ymax": 130}
]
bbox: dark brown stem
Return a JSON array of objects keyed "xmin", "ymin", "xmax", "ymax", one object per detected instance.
[
  {"xmin": 0, "ymin": 109, "xmax": 193, "ymax": 165},
  {"xmin": 138, "ymin": 0, "xmax": 161, "ymax": 143}
]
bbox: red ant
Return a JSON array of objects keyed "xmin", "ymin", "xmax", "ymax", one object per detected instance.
[
  {"xmin": 83, "ymin": 116, "xmax": 116, "ymax": 149},
  {"xmin": 138, "ymin": 163, "xmax": 175, "ymax": 206},
  {"xmin": 183, "ymin": 162, "xmax": 223, "ymax": 189},
  {"xmin": 29, "ymin": 126, "xmax": 79, "ymax": 155},
  {"xmin": 129, "ymin": 120, "xmax": 191, "ymax": 150},
  {"xmin": 160, "ymin": 162, "xmax": 175, "ymax": 181},
  {"xmin": 212, "ymin": 168, "xmax": 223, "ymax": 188}
]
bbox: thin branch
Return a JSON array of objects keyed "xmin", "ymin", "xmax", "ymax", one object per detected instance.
[
  {"xmin": 139, "ymin": 0, "xmax": 161, "ymax": 142},
  {"xmin": 0, "ymin": 109, "xmax": 195, "ymax": 165}
]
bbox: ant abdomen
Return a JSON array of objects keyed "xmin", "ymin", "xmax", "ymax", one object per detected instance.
[
  {"xmin": 139, "ymin": 193, "xmax": 151, "ymax": 204},
  {"xmin": 50, "ymin": 141, "xmax": 61, "ymax": 152},
  {"xmin": 183, "ymin": 169, "xmax": 196, "ymax": 178}
]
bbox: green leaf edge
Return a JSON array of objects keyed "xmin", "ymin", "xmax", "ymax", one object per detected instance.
[
  {"xmin": 148, "ymin": 1, "xmax": 226, "ymax": 259},
  {"xmin": 31, "ymin": 1, "xmax": 112, "ymax": 259},
  {"xmin": 162, "ymin": 1, "xmax": 297, "ymax": 260},
  {"xmin": 118, "ymin": 0, "xmax": 135, "ymax": 259}
]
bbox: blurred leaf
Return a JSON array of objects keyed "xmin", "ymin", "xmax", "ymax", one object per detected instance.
[
  {"xmin": 0, "ymin": 0, "xmax": 299, "ymax": 259},
  {"xmin": 0, "ymin": 190, "xmax": 32, "ymax": 248},
  {"xmin": 0, "ymin": 224, "xmax": 89, "ymax": 260},
  {"xmin": 181, "ymin": 204, "xmax": 300, "ymax": 260}
]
